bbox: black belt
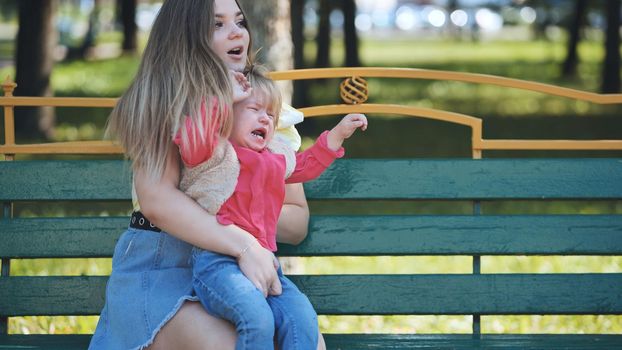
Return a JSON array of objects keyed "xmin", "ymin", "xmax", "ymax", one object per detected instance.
[{"xmin": 129, "ymin": 211, "xmax": 161, "ymax": 232}]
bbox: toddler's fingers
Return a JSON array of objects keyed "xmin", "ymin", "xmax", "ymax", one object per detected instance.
[
  {"xmin": 357, "ymin": 114, "xmax": 368, "ymax": 131},
  {"xmin": 239, "ymin": 75, "xmax": 249, "ymax": 86},
  {"xmin": 237, "ymin": 74, "xmax": 250, "ymax": 88},
  {"xmin": 352, "ymin": 119, "xmax": 367, "ymax": 131},
  {"xmin": 231, "ymin": 71, "xmax": 250, "ymax": 88},
  {"xmin": 229, "ymin": 70, "xmax": 241, "ymax": 81}
]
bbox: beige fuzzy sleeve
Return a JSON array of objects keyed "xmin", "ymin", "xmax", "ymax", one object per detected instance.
[{"xmin": 179, "ymin": 139, "xmax": 240, "ymax": 215}]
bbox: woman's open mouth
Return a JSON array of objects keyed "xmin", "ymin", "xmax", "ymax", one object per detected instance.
[{"xmin": 227, "ymin": 46, "xmax": 244, "ymax": 58}]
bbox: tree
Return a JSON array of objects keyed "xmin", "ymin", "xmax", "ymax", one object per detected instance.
[
  {"xmin": 530, "ymin": 0, "xmax": 553, "ymax": 40},
  {"xmin": 14, "ymin": 0, "xmax": 56, "ymax": 140},
  {"xmin": 290, "ymin": 0, "xmax": 309, "ymax": 107},
  {"xmin": 561, "ymin": 0, "xmax": 588, "ymax": 78},
  {"xmin": 601, "ymin": 0, "xmax": 620, "ymax": 93},
  {"xmin": 314, "ymin": 0, "xmax": 360, "ymax": 67},
  {"xmin": 66, "ymin": 0, "xmax": 102, "ymax": 60},
  {"xmin": 117, "ymin": 0, "xmax": 137, "ymax": 53},
  {"xmin": 239, "ymin": 0, "xmax": 294, "ymax": 102},
  {"xmin": 315, "ymin": 0, "xmax": 331, "ymax": 68},
  {"xmin": 342, "ymin": 0, "xmax": 360, "ymax": 67},
  {"xmin": 0, "ymin": 0, "xmax": 17, "ymax": 22}
]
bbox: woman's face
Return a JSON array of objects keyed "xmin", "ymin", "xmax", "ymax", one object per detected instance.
[{"xmin": 212, "ymin": 0, "xmax": 250, "ymax": 72}]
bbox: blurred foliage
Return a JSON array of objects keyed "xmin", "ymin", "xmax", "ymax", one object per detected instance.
[
  {"xmin": 0, "ymin": 0, "xmax": 16, "ymax": 22},
  {"xmin": 1, "ymin": 38, "xmax": 620, "ymax": 147},
  {"xmin": 52, "ymin": 56, "xmax": 139, "ymax": 97}
]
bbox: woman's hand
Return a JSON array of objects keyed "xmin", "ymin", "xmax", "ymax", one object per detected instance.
[{"xmin": 237, "ymin": 242, "xmax": 282, "ymax": 297}]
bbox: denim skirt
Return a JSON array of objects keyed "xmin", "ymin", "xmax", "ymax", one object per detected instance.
[{"xmin": 89, "ymin": 228, "xmax": 198, "ymax": 350}]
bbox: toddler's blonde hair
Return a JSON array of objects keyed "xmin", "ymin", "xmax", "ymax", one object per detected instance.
[{"xmin": 245, "ymin": 64, "xmax": 282, "ymax": 126}]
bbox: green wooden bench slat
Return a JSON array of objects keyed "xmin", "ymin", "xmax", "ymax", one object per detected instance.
[
  {"xmin": 0, "ymin": 335, "xmax": 92, "ymax": 350},
  {"xmin": 2, "ymin": 274, "xmax": 621, "ymax": 316},
  {"xmin": 2, "ymin": 159, "xmax": 621, "ymax": 200},
  {"xmin": 3, "ymin": 215, "xmax": 620, "ymax": 258},
  {"xmin": 305, "ymin": 159, "xmax": 622, "ymax": 199},
  {"xmin": 0, "ymin": 217, "xmax": 126, "ymax": 258},
  {"xmin": 322, "ymin": 334, "xmax": 622, "ymax": 349},
  {"xmin": 0, "ymin": 161, "xmax": 132, "ymax": 201},
  {"xmin": 1, "ymin": 334, "xmax": 621, "ymax": 350},
  {"xmin": 295, "ymin": 274, "xmax": 622, "ymax": 315},
  {"xmin": 0, "ymin": 276, "xmax": 107, "ymax": 316},
  {"xmin": 279, "ymin": 214, "xmax": 622, "ymax": 256}
]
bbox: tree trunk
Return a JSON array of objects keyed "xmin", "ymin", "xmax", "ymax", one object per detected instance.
[
  {"xmin": 66, "ymin": 0, "xmax": 101, "ymax": 60},
  {"xmin": 342, "ymin": 0, "xmax": 360, "ymax": 67},
  {"xmin": 120, "ymin": 0, "xmax": 137, "ymax": 53},
  {"xmin": 239, "ymin": 0, "xmax": 294, "ymax": 103},
  {"xmin": 561, "ymin": 0, "xmax": 587, "ymax": 78},
  {"xmin": 601, "ymin": 0, "xmax": 621, "ymax": 93},
  {"xmin": 15, "ymin": 0, "xmax": 56, "ymax": 141},
  {"xmin": 291, "ymin": 0, "xmax": 308, "ymax": 107},
  {"xmin": 315, "ymin": 0, "xmax": 331, "ymax": 68}
]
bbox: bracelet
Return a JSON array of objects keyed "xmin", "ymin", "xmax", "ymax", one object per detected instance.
[{"xmin": 236, "ymin": 243, "xmax": 253, "ymax": 260}]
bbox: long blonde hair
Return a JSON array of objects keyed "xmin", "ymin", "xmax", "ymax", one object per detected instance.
[{"xmin": 107, "ymin": 0, "xmax": 252, "ymax": 181}]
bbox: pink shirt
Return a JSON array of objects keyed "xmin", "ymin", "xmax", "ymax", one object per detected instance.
[
  {"xmin": 174, "ymin": 106, "xmax": 344, "ymax": 251},
  {"xmin": 217, "ymin": 131, "xmax": 343, "ymax": 251}
]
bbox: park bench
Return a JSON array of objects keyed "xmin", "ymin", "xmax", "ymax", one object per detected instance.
[{"xmin": 1, "ymin": 68, "xmax": 622, "ymax": 349}]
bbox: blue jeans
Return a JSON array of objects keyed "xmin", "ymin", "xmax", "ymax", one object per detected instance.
[{"xmin": 192, "ymin": 249, "xmax": 319, "ymax": 350}]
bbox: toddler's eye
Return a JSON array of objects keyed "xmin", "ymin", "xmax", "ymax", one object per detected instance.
[
  {"xmin": 237, "ymin": 19, "xmax": 247, "ymax": 28},
  {"xmin": 215, "ymin": 21, "xmax": 223, "ymax": 28}
]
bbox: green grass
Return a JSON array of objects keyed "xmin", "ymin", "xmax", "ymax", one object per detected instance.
[{"xmin": 51, "ymin": 55, "xmax": 139, "ymax": 97}]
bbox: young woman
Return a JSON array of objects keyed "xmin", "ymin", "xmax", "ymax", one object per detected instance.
[{"xmin": 88, "ymin": 0, "xmax": 325, "ymax": 349}]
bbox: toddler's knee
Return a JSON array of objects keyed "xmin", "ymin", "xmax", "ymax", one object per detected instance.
[
  {"xmin": 281, "ymin": 303, "xmax": 318, "ymax": 335},
  {"xmin": 238, "ymin": 302, "xmax": 275, "ymax": 338}
]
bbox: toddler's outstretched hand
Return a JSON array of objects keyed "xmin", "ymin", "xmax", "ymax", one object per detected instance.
[
  {"xmin": 230, "ymin": 70, "xmax": 252, "ymax": 103},
  {"xmin": 327, "ymin": 113, "xmax": 368, "ymax": 151}
]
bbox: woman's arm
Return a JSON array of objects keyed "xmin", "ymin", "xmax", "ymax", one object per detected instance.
[
  {"xmin": 276, "ymin": 182, "xmax": 310, "ymax": 245},
  {"xmin": 136, "ymin": 144, "xmax": 281, "ymax": 296}
]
